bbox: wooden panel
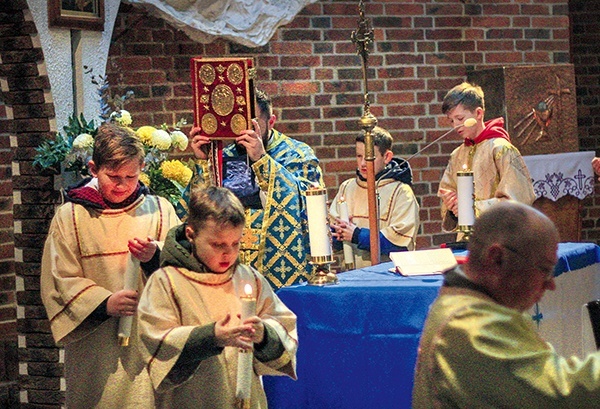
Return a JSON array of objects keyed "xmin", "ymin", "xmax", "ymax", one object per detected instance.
[
  {"xmin": 532, "ymin": 195, "xmax": 581, "ymax": 242},
  {"xmin": 467, "ymin": 64, "xmax": 578, "ymax": 156}
]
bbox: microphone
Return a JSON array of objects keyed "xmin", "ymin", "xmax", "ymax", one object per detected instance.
[{"xmin": 402, "ymin": 118, "xmax": 477, "ymax": 163}]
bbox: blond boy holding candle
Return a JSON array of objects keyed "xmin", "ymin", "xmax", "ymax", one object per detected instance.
[
  {"xmin": 330, "ymin": 126, "xmax": 420, "ymax": 268},
  {"xmin": 438, "ymin": 82, "xmax": 535, "ymax": 236},
  {"xmin": 136, "ymin": 186, "xmax": 297, "ymax": 408},
  {"xmin": 40, "ymin": 123, "xmax": 180, "ymax": 408}
]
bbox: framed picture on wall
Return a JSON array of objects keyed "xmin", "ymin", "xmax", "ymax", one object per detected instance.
[{"xmin": 48, "ymin": 0, "xmax": 105, "ymax": 31}]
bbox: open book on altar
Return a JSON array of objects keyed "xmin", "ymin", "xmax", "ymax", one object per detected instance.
[{"xmin": 389, "ymin": 248, "xmax": 458, "ymax": 277}]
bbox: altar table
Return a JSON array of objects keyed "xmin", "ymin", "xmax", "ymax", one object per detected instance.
[{"xmin": 264, "ymin": 242, "xmax": 600, "ymax": 409}]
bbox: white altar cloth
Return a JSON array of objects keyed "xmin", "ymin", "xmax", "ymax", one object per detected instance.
[{"xmin": 523, "ymin": 151, "xmax": 595, "ymax": 201}]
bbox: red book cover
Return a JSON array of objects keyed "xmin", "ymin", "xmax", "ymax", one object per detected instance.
[{"xmin": 190, "ymin": 57, "xmax": 256, "ymax": 140}]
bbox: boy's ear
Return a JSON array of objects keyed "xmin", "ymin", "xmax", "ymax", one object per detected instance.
[
  {"xmin": 185, "ymin": 225, "xmax": 195, "ymax": 242},
  {"xmin": 475, "ymin": 107, "xmax": 485, "ymax": 121},
  {"xmin": 88, "ymin": 160, "xmax": 98, "ymax": 177},
  {"xmin": 384, "ymin": 150, "xmax": 394, "ymax": 164}
]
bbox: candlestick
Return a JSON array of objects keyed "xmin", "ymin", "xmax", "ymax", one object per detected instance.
[
  {"xmin": 338, "ymin": 198, "xmax": 355, "ymax": 271},
  {"xmin": 118, "ymin": 253, "xmax": 140, "ymax": 347},
  {"xmin": 305, "ymin": 186, "xmax": 338, "ymax": 285},
  {"xmin": 305, "ymin": 186, "xmax": 334, "ymax": 263},
  {"xmin": 236, "ymin": 284, "xmax": 256, "ymax": 404},
  {"xmin": 456, "ymin": 168, "xmax": 475, "ymax": 233}
]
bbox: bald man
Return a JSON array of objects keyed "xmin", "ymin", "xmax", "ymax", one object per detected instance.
[{"xmin": 413, "ymin": 201, "xmax": 600, "ymax": 408}]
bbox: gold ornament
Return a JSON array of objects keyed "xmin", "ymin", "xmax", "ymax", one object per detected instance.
[
  {"xmin": 201, "ymin": 113, "xmax": 218, "ymax": 134},
  {"xmin": 211, "ymin": 84, "xmax": 235, "ymax": 117}
]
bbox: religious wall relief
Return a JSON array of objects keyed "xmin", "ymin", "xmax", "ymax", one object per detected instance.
[{"xmin": 467, "ymin": 64, "xmax": 577, "ymax": 156}]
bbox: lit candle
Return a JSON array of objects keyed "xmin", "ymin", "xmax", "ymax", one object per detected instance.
[
  {"xmin": 118, "ymin": 253, "xmax": 140, "ymax": 346},
  {"xmin": 236, "ymin": 283, "xmax": 256, "ymax": 402},
  {"xmin": 456, "ymin": 166, "xmax": 475, "ymax": 227},
  {"xmin": 338, "ymin": 197, "xmax": 355, "ymax": 270},
  {"xmin": 305, "ymin": 186, "xmax": 333, "ymax": 262}
]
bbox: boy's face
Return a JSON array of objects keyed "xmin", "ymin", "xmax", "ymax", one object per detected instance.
[
  {"xmin": 89, "ymin": 159, "xmax": 142, "ymax": 204},
  {"xmin": 356, "ymin": 141, "xmax": 391, "ymax": 178},
  {"xmin": 185, "ymin": 219, "xmax": 244, "ymax": 274},
  {"xmin": 446, "ymin": 104, "xmax": 484, "ymax": 141}
]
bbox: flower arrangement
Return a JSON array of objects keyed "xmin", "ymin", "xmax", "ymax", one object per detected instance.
[{"xmin": 33, "ymin": 68, "xmax": 193, "ymax": 206}]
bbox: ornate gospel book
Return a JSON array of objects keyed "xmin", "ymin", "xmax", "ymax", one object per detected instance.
[{"xmin": 190, "ymin": 57, "xmax": 256, "ymax": 140}]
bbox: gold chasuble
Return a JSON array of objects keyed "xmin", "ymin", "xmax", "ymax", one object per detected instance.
[{"xmin": 439, "ymin": 137, "xmax": 535, "ymax": 233}]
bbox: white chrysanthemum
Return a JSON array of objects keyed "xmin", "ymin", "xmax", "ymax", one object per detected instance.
[
  {"xmin": 151, "ymin": 129, "xmax": 172, "ymax": 151},
  {"xmin": 72, "ymin": 133, "xmax": 94, "ymax": 150},
  {"xmin": 116, "ymin": 110, "xmax": 132, "ymax": 126},
  {"xmin": 170, "ymin": 130, "xmax": 188, "ymax": 151},
  {"xmin": 109, "ymin": 110, "xmax": 133, "ymax": 126}
]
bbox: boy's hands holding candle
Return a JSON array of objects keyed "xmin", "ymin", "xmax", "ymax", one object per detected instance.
[
  {"xmin": 107, "ymin": 290, "xmax": 139, "ymax": 317},
  {"xmin": 128, "ymin": 237, "xmax": 157, "ymax": 263},
  {"xmin": 439, "ymin": 188, "xmax": 458, "ymax": 216},
  {"xmin": 214, "ymin": 313, "xmax": 265, "ymax": 351},
  {"xmin": 331, "ymin": 217, "xmax": 357, "ymax": 242}
]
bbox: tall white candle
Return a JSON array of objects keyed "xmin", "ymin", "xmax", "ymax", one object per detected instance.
[
  {"xmin": 118, "ymin": 253, "xmax": 140, "ymax": 346},
  {"xmin": 236, "ymin": 284, "xmax": 256, "ymax": 401},
  {"xmin": 456, "ymin": 168, "xmax": 475, "ymax": 227},
  {"xmin": 305, "ymin": 186, "xmax": 333, "ymax": 261},
  {"xmin": 338, "ymin": 198, "xmax": 355, "ymax": 269}
]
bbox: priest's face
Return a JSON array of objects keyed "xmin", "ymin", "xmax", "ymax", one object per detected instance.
[
  {"xmin": 496, "ymin": 238, "xmax": 558, "ymax": 312},
  {"xmin": 89, "ymin": 158, "xmax": 142, "ymax": 204},
  {"xmin": 186, "ymin": 219, "xmax": 244, "ymax": 274}
]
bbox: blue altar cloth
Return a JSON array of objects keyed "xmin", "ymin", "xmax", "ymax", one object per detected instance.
[{"xmin": 264, "ymin": 242, "xmax": 600, "ymax": 409}]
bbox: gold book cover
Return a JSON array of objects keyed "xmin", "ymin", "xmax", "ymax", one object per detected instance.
[{"xmin": 190, "ymin": 57, "xmax": 256, "ymax": 140}]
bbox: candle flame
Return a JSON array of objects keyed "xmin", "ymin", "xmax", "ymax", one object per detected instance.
[
  {"xmin": 244, "ymin": 283, "xmax": 252, "ymax": 297},
  {"xmin": 462, "ymin": 164, "xmax": 467, "ymax": 171}
]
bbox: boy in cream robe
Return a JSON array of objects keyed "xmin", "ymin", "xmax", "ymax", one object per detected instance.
[
  {"xmin": 41, "ymin": 123, "xmax": 180, "ymax": 408},
  {"xmin": 330, "ymin": 126, "xmax": 420, "ymax": 268},
  {"xmin": 438, "ymin": 82, "xmax": 535, "ymax": 237},
  {"xmin": 137, "ymin": 186, "xmax": 297, "ymax": 408}
]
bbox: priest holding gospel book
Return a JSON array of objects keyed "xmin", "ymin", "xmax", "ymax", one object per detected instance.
[
  {"xmin": 179, "ymin": 89, "xmax": 324, "ymax": 290},
  {"xmin": 329, "ymin": 126, "xmax": 420, "ymax": 269}
]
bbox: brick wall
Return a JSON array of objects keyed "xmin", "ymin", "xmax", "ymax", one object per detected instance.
[
  {"xmin": 107, "ymin": 1, "xmax": 572, "ymax": 249},
  {"xmin": 0, "ymin": 0, "xmax": 60, "ymax": 407},
  {"xmin": 571, "ymin": 0, "xmax": 600, "ymax": 242},
  {"xmin": 1, "ymin": 0, "xmax": 598, "ymax": 406},
  {"xmin": 0, "ymin": 0, "xmax": 20, "ymax": 405}
]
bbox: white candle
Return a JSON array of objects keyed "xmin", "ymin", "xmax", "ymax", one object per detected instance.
[
  {"xmin": 236, "ymin": 284, "xmax": 256, "ymax": 401},
  {"xmin": 305, "ymin": 186, "xmax": 333, "ymax": 261},
  {"xmin": 338, "ymin": 198, "xmax": 354, "ymax": 269},
  {"xmin": 118, "ymin": 253, "xmax": 140, "ymax": 346},
  {"xmin": 456, "ymin": 168, "xmax": 475, "ymax": 227}
]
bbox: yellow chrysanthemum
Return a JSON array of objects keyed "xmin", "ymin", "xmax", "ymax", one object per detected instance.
[
  {"xmin": 139, "ymin": 172, "xmax": 151, "ymax": 187},
  {"xmin": 151, "ymin": 129, "xmax": 172, "ymax": 151},
  {"xmin": 136, "ymin": 126, "xmax": 157, "ymax": 144},
  {"xmin": 160, "ymin": 160, "xmax": 193, "ymax": 186},
  {"xmin": 171, "ymin": 130, "xmax": 189, "ymax": 151}
]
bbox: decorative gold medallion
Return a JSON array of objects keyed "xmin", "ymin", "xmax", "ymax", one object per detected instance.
[
  {"xmin": 227, "ymin": 63, "xmax": 244, "ymax": 85},
  {"xmin": 231, "ymin": 114, "xmax": 248, "ymax": 135},
  {"xmin": 212, "ymin": 84, "xmax": 235, "ymax": 117},
  {"xmin": 199, "ymin": 64, "xmax": 216, "ymax": 86},
  {"xmin": 201, "ymin": 113, "xmax": 218, "ymax": 135}
]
